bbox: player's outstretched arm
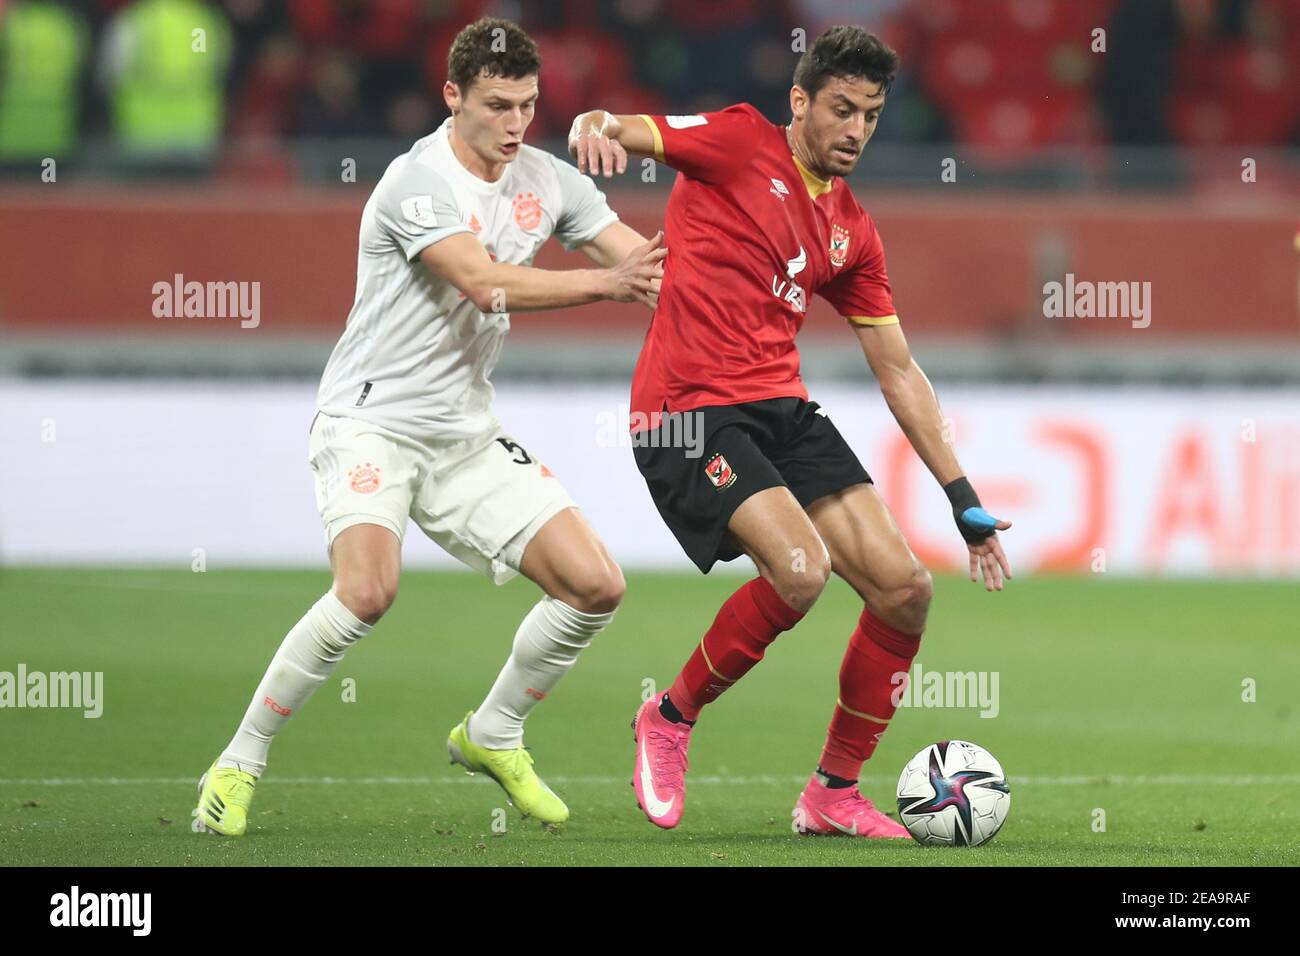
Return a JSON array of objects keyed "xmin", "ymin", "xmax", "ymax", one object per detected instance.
[
  {"xmin": 568, "ymin": 111, "xmax": 658, "ymax": 176},
  {"xmin": 418, "ymin": 230, "xmax": 665, "ymax": 312},
  {"xmin": 576, "ymin": 222, "xmax": 664, "ymax": 306},
  {"xmin": 575, "ymin": 221, "xmax": 656, "ymax": 267},
  {"xmin": 853, "ymin": 321, "xmax": 1014, "ymax": 591}
]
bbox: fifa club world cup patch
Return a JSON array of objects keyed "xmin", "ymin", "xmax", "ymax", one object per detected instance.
[
  {"xmin": 348, "ymin": 462, "xmax": 381, "ymax": 494},
  {"xmin": 513, "ymin": 192, "xmax": 543, "ymax": 231},
  {"xmin": 704, "ymin": 453, "xmax": 738, "ymax": 490},
  {"xmin": 399, "ymin": 195, "xmax": 438, "ymax": 227},
  {"xmin": 829, "ymin": 224, "xmax": 851, "ymax": 268}
]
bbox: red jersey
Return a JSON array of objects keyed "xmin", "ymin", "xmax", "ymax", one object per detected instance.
[{"xmin": 630, "ymin": 104, "xmax": 898, "ymax": 427}]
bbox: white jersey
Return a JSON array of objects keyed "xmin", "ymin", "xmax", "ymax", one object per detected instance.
[{"xmin": 316, "ymin": 117, "xmax": 619, "ymax": 440}]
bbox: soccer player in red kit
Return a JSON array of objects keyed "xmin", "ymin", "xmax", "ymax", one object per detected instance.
[{"xmin": 569, "ymin": 26, "xmax": 1013, "ymax": 836}]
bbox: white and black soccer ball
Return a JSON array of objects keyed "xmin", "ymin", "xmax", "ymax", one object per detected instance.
[{"xmin": 896, "ymin": 740, "xmax": 1011, "ymax": 847}]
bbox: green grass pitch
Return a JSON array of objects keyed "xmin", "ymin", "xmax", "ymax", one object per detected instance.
[{"xmin": 1, "ymin": 567, "xmax": 1296, "ymax": 866}]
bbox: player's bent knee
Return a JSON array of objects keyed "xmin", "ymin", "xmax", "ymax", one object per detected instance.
[
  {"xmin": 771, "ymin": 551, "xmax": 831, "ymax": 614},
  {"xmin": 599, "ymin": 565, "xmax": 628, "ymax": 612},
  {"xmin": 333, "ymin": 578, "xmax": 399, "ymax": 625},
  {"xmin": 905, "ymin": 565, "xmax": 934, "ymax": 614},
  {"xmin": 878, "ymin": 564, "xmax": 932, "ymax": 630},
  {"xmin": 565, "ymin": 564, "xmax": 625, "ymax": 615},
  {"xmin": 546, "ymin": 555, "xmax": 625, "ymax": 615}
]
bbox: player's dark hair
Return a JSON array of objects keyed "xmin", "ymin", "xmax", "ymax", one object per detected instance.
[
  {"xmin": 447, "ymin": 17, "xmax": 541, "ymax": 92},
  {"xmin": 793, "ymin": 26, "xmax": 897, "ymax": 100}
]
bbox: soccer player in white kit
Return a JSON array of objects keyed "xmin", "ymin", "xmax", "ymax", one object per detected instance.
[{"xmin": 195, "ymin": 18, "xmax": 665, "ymax": 834}]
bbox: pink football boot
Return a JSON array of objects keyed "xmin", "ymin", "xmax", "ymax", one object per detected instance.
[
  {"xmin": 793, "ymin": 772, "xmax": 910, "ymax": 838},
  {"xmin": 631, "ymin": 696, "xmax": 692, "ymax": 829}
]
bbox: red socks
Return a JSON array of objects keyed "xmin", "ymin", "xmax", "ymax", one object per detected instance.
[
  {"xmin": 818, "ymin": 607, "xmax": 922, "ymax": 781},
  {"xmin": 667, "ymin": 576, "xmax": 804, "ymax": 720},
  {"xmin": 664, "ymin": 583, "xmax": 922, "ymax": 784}
]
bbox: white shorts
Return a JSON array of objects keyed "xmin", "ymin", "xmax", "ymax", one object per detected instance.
[{"xmin": 307, "ymin": 412, "xmax": 576, "ymax": 585}]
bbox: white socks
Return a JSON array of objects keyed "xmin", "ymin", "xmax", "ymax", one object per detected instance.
[
  {"xmin": 470, "ymin": 596, "xmax": 615, "ymax": 749},
  {"xmin": 217, "ymin": 592, "xmax": 610, "ymax": 774},
  {"xmin": 218, "ymin": 591, "xmax": 371, "ymax": 777}
]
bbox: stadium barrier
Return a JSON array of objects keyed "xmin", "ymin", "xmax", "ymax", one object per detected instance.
[
  {"xmin": 4, "ymin": 381, "xmax": 1297, "ymax": 577},
  {"xmin": 0, "ymin": 189, "xmax": 1294, "ymax": 339}
]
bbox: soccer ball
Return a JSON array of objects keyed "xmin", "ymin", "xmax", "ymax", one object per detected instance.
[{"xmin": 896, "ymin": 740, "xmax": 1011, "ymax": 847}]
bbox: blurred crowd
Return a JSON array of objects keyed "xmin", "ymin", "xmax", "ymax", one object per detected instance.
[{"xmin": 1, "ymin": 0, "xmax": 1298, "ymax": 165}]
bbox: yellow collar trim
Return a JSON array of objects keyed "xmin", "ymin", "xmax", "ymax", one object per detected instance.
[{"xmin": 791, "ymin": 153, "xmax": 833, "ymax": 199}]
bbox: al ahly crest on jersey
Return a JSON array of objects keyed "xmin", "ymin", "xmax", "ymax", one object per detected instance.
[{"xmin": 829, "ymin": 224, "xmax": 851, "ymax": 267}]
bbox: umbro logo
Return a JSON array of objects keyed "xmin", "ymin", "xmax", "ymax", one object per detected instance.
[{"xmin": 769, "ymin": 178, "xmax": 790, "ymax": 201}]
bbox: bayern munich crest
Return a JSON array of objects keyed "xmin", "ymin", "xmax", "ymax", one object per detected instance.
[
  {"xmin": 513, "ymin": 191, "xmax": 543, "ymax": 231},
  {"xmin": 348, "ymin": 462, "xmax": 381, "ymax": 494}
]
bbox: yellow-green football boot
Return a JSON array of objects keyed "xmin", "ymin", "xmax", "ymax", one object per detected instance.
[
  {"xmin": 194, "ymin": 761, "xmax": 257, "ymax": 836},
  {"xmin": 447, "ymin": 711, "xmax": 569, "ymax": 824}
]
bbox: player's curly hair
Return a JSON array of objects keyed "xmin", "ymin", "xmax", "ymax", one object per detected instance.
[
  {"xmin": 447, "ymin": 17, "xmax": 541, "ymax": 91},
  {"xmin": 794, "ymin": 25, "xmax": 897, "ymax": 100}
]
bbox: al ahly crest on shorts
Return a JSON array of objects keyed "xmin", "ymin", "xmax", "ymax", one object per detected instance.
[
  {"xmin": 829, "ymin": 223, "xmax": 851, "ymax": 268},
  {"xmin": 704, "ymin": 453, "xmax": 737, "ymax": 489}
]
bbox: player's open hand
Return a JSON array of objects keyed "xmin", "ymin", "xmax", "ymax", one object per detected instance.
[
  {"xmin": 966, "ymin": 522, "xmax": 1013, "ymax": 592},
  {"xmin": 569, "ymin": 111, "xmax": 628, "ymax": 177},
  {"xmin": 605, "ymin": 231, "xmax": 666, "ymax": 308}
]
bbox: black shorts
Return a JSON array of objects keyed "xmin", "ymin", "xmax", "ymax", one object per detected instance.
[{"xmin": 632, "ymin": 397, "xmax": 871, "ymax": 573}]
